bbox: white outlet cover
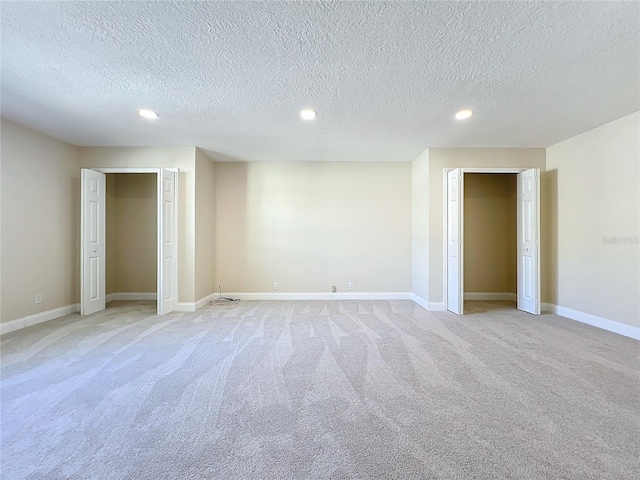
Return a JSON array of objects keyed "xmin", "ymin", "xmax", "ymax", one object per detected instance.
[
  {"xmin": 273, "ymin": 283, "xmax": 278, "ymax": 290},
  {"xmin": 35, "ymin": 294, "xmax": 43, "ymax": 304},
  {"xmin": 349, "ymin": 283, "xmax": 354, "ymax": 290}
]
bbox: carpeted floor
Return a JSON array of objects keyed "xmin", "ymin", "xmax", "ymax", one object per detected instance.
[{"xmin": 1, "ymin": 300, "xmax": 638, "ymax": 479}]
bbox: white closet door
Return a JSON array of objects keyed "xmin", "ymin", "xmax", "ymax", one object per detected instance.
[
  {"xmin": 517, "ymin": 168, "xmax": 541, "ymax": 314},
  {"xmin": 158, "ymin": 169, "xmax": 178, "ymax": 315},
  {"xmin": 81, "ymin": 169, "xmax": 106, "ymax": 315},
  {"xmin": 447, "ymin": 168, "xmax": 464, "ymax": 314}
]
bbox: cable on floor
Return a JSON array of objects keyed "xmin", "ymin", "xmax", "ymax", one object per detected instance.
[{"xmin": 210, "ymin": 286, "xmax": 240, "ymax": 306}]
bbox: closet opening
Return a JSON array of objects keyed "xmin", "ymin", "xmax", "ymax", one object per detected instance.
[
  {"xmin": 444, "ymin": 167, "xmax": 540, "ymax": 315},
  {"xmin": 80, "ymin": 168, "xmax": 178, "ymax": 316},
  {"xmin": 463, "ymin": 173, "xmax": 517, "ymax": 314},
  {"xmin": 105, "ymin": 173, "xmax": 157, "ymax": 310}
]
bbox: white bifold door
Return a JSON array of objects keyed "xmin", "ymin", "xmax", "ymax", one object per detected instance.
[
  {"xmin": 446, "ymin": 168, "xmax": 464, "ymax": 314},
  {"xmin": 516, "ymin": 168, "xmax": 540, "ymax": 314},
  {"xmin": 81, "ymin": 169, "xmax": 106, "ymax": 315},
  {"xmin": 446, "ymin": 168, "xmax": 540, "ymax": 315},
  {"xmin": 81, "ymin": 168, "xmax": 178, "ymax": 316},
  {"xmin": 157, "ymin": 169, "xmax": 177, "ymax": 315}
]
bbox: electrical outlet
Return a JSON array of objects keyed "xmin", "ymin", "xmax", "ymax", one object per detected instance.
[
  {"xmin": 273, "ymin": 283, "xmax": 278, "ymax": 290},
  {"xmin": 348, "ymin": 282, "xmax": 354, "ymax": 290},
  {"xmin": 332, "ymin": 286, "xmax": 337, "ymax": 293},
  {"xmin": 35, "ymin": 294, "xmax": 43, "ymax": 304}
]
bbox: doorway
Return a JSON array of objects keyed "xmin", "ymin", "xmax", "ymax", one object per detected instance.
[
  {"xmin": 105, "ymin": 173, "xmax": 157, "ymax": 305},
  {"xmin": 80, "ymin": 168, "xmax": 178, "ymax": 316},
  {"xmin": 444, "ymin": 168, "xmax": 540, "ymax": 315}
]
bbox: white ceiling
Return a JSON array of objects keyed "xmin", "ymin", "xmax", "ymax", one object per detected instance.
[{"xmin": 1, "ymin": 1, "xmax": 638, "ymax": 162}]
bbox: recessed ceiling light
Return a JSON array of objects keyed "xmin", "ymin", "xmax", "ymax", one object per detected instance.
[
  {"xmin": 138, "ymin": 108, "xmax": 159, "ymax": 119},
  {"xmin": 455, "ymin": 109, "xmax": 473, "ymax": 120},
  {"xmin": 300, "ymin": 109, "xmax": 317, "ymax": 121}
]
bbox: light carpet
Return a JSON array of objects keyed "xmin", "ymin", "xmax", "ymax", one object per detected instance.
[{"xmin": 1, "ymin": 300, "xmax": 638, "ymax": 479}]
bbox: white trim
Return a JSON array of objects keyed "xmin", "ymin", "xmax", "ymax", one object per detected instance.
[
  {"xmin": 461, "ymin": 167, "xmax": 528, "ymax": 174},
  {"xmin": 175, "ymin": 303, "xmax": 196, "ymax": 312},
  {"xmin": 92, "ymin": 168, "xmax": 180, "ymax": 174},
  {"xmin": 427, "ymin": 302, "xmax": 446, "ymax": 311},
  {"xmin": 175, "ymin": 292, "xmax": 415, "ymax": 311},
  {"xmin": 175, "ymin": 292, "xmax": 221, "ymax": 312},
  {"xmin": 442, "ymin": 168, "xmax": 449, "ymax": 313},
  {"xmin": 223, "ymin": 292, "xmax": 413, "ymax": 301},
  {"xmin": 83, "ymin": 167, "xmax": 180, "ymax": 317},
  {"xmin": 464, "ymin": 292, "xmax": 517, "ymax": 301},
  {"xmin": 195, "ymin": 293, "xmax": 219, "ymax": 310},
  {"xmin": 410, "ymin": 293, "xmax": 429, "ymax": 310},
  {"xmin": 157, "ymin": 169, "xmax": 179, "ymax": 315},
  {"xmin": 1, "ymin": 304, "xmax": 80, "ymax": 336},
  {"xmin": 106, "ymin": 292, "xmax": 157, "ymax": 303},
  {"xmin": 543, "ymin": 303, "xmax": 639, "ymax": 340},
  {"xmin": 407, "ymin": 294, "xmax": 446, "ymax": 312},
  {"xmin": 1, "ymin": 319, "xmax": 25, "ymax": 335},
  {"xmin": 442, "ymin": 167, "xmax": 540, "ymax": 315}
]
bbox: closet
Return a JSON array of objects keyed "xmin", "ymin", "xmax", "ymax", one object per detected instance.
[
  {"xmin": 81, "ymin": 168, "xmax": 178, "ymax": 316},
  {"xmin": 445, "ymin": 168, "xmax": 540, "ymax": 315},
  {"xmin": 106, "ymin": 173, "xmax": 157, "ymax": 302},
  {"xmin": 463, "ymin": 174, "xmax": 517, "ymax": 307}
]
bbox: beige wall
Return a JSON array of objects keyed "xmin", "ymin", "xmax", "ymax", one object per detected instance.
[
  {"xmin": 106, "ymin": 173, "xmax": 157, "ymax": 294},
  {"xmin": 546, "ymin": 112, "xmax": 639, "ymax": 327},
  {"xmin": 215, "ymin": 162, "xmax": 412, "ymax": 293},
  {"xmin": 106, "ymin": 174, "xmax": 118, "ymax": 295},
  {"xmin": 1, "ymin": 118, "xmax": 79, "ymax": 323},
  {"xmin": 79, "ymin": 147, "xmax": 196, "ymax": 303},
  {"xmin": 6, "ymin": 113, "xmax": 636, "ymax": 330},
  {"xmin": 428, "ymin": 148, "xmax": 546, "ymax": 305},
  {"xmin": 463, "ymin": 174, "xmax": 516, "ymax": 294},
  {"xmin": 507, "ymin": 177, "xmax": 517, "ymax": 293},
  {"xmin": 411, "ymin": 149, "xmax": 429, "ymax": 301},
  {"xmin": 195, "ymin": 150, "xmax": 216, "ymax": 300}
]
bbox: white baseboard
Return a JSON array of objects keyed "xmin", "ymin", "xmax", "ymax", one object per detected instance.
[
  {"xmin": 408, "ymin": 294, "xmax": 446, "ymax": 312},
  {"xmin": 195, "ymin": 293, "xmax": 217, "ymax": 311},
  {"xmin": 175, "ymin": 292, "xmax": 219, "ymax": 312},
  {"xmin": 223, "ymin": 292, "xmax": 413, "ymax": 301},
  {"xmin": 106, "ymin": 292, "xmax": 157, "ymax": 303},
  {"xmin": 176, "ymin": 292, "xmax": 415, "ymax": 312},
  {"xmin": 180, "ymin": 291, "xmax": 447, "ymax": 314},
  {"xmin": 1, "ymin": 304, "xmax": 80, "ymax": 336},
  {"xmin": 543, "ymin": 303, "xmax": 639, "ymax": 340},
  {"xmin": 464, "ymin": 292, "xmax": 517, "ymax": 301},
  {"xmin": 175, "ymin": 303, "xmax": 195, "ymax": 312},
  {"xmin": 410, "ymin": 293, "xmax": 429, "ymax": 311},
  {"xmin": 427, "ymin": 302, "xmax": 446, "ymax": 311}
]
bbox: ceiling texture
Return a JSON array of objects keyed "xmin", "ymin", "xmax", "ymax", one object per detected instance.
[{"xmin": 1, "ymin": 1, "xmax": 639, "ymax": 162}]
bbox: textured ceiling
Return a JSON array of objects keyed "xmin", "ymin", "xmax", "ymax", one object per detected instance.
[{"xmin": 1, "ymin": 1, "xmax": 639, "ymax": 162}]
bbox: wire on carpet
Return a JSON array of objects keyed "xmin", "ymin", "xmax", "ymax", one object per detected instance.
[{"xmin": 210, "ymin": 285, "xmax": 240, "ymax": 306}]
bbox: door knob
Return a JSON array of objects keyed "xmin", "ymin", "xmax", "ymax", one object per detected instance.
[{"xmin": 525, "ymin": 248, "xmax": 529, "ymax": 252}]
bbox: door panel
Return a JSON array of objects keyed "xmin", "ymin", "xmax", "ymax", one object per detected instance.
[
  {"xmin": 158, "ymin": 169, "xmax": 177, "ymax": 315},
  {"xmin": 81, "ymin": 169, "xmax": 106, "ymax": 315},
  {"xmin": 447, "ymin": 168, "xmax": 464, "ymax": 314},
  {"xmin": 517, "ymin": 168, "xmax": 540, "ymax": 314}
]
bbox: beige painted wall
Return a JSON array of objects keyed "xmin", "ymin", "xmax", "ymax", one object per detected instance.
[
  {"xmin": 411, "ymin": 149, "xmax": 429, "ymax": 301},
  {"xmin": 546, "ymin": 112, "xmax": 639, "ymax": 327},
  {"xmin": 215, "ymin": 162, "xmax": 412, "ymax": 293},
  {"xmin": 79, "ymin": 147, "xmax": 196, "ymax": 303},
  {"xmin": 428, "ymin": 148, "xmax": 546, "ymax": 305},
  {"xmin": 106, "ymin": 174, "xmax": 118, "ymax": 295},
  {"xmin": 1, "ymin": 118, "xmax": 79, "ymax": 323},
  {"xmin": 106, "ymin": 173, "xmax": 157, "ymax": 294},
  {"xmin": 463, "ymin": 174, "xmax": 516, "ymax": 294},
  {"xmin": 507, "ymin": 177, "xmax": 517, "ymax": 293},
  {"xmin": 195, "ymin": 150, "xmax": 216, "ymax": 300}
]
